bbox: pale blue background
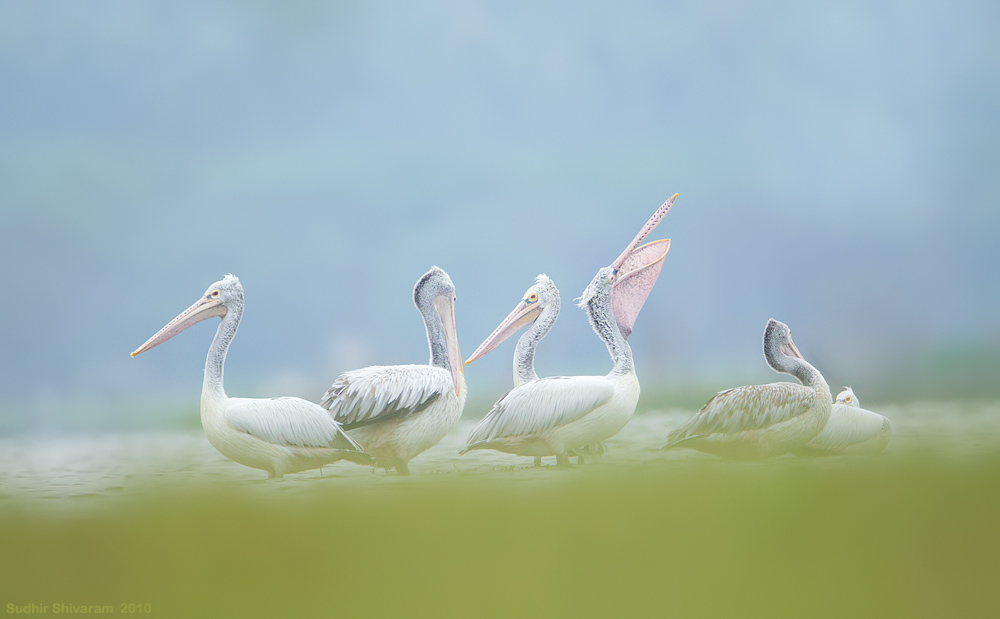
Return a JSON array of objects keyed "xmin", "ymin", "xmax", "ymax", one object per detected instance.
[{"xmin": 1, "ymin": 1, "xmax": 997, "ymax": 432}]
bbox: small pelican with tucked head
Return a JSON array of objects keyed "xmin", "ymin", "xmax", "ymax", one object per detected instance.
[
  {"xmin": 796, "ymin": 387, "xmax": 892, "ymax": 455},
  {"xmin": 462, "ymin": 195, "xmax": 676, "ymax": 466},
  {"xmin": 131, "ymin": 274, "xmax": 371, "ymax": 478},
  {"xmin": 664, "ymin": 319, "xmax": 832, "ymax": 459},
  {"xmin": 320, "ymin": 267, "xmax": 466, "ymax": 475}
]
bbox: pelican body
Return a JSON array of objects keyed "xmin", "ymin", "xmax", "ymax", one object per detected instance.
[
  {"xmin": 321, "ymin": 267, "xmax": 466, "ymax": 475},
  {"xmin": 462, "ymin": 195, "xmax": 676, "ymax": 465},
  {"xmin": 797, "ymin": 387, "xmax": 891, "ymax": 455},
  {"xmin": 664, "ymin": 319, "xmax": 832, "ymax": 459},
  {"xmin": 131, "ymin": 275, "xmax": 371, "ymax": 478}
]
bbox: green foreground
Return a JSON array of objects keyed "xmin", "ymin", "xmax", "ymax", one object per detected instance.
[{"xmin": 2, "ymin": 452, "xmax": 998, "ymax": 619}]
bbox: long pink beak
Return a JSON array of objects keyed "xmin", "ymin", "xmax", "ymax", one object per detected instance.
[
  {"xmin": 465, "ymin": 297, "xmax": 544, "ymax": 366},
  {"xmin": 609, "ymin": 194, "xmax": 677, "ymax": 339},
  {"xmin": 434, "ymin": 294, "xmax": 464, "ymax": 395},
  {"xmin": 131, "ymin": 294, "xmax": 226, "ymax": 357},
  {"xmin": 611, "ymin": 193, "xmax": 677, "ymax": 271}
]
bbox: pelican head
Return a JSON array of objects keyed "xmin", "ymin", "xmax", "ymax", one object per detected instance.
[
  {"xmin": 131, "ymin": 274, "xmax": 243, "ymax": 357},
  {"xmin": 577, "ymin": 265, "xmax": 618, "ymax": 311},
  {"xmin": 836, "ymin": 387, "xmax": 860, "ymax": 408},
  {"xmin": 414, "ymin": 267, "xmax": 463, "ymax": 395},
  {"xmin": 466, "ymin": 274, "xmax": 559, "ymax": 366},
  {"xmin": 763, "ymin": 318, "xmax": 804, "ymax": 371},
  {"xmin": 577, "ymin": 194, "xmax": 676, "ymax": 340}
]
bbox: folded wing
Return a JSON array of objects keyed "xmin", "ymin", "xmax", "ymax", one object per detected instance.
[
  {"xmin": 321, "ymin": 364, "xmax": 450, "ymax": 430},
  {"xmin": 468, "ymin": 375, "xmax": 615, "ymax": 445}
]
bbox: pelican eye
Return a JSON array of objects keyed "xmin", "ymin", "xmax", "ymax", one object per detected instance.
[
  {"xmin": 210, "ymin": 290, "xmax": 221, "ymax": 298},
  {"xmin": 527, "ymin": 292, "xmax": 538, "ymax": 303},
  {"xmin": 845, "ymin": 396, "xmax": 852, "ymax": 403}
]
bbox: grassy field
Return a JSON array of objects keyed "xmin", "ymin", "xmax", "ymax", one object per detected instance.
[{"xmin": 2, "ymin": 447, "xmax": 999, "ymax": 619}]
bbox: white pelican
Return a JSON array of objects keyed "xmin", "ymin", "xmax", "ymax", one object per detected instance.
[
  {"xmin": 796, "ymin": 387, "xmax": 892, "ymax": 455},
  {"xmin": 131, "ymin": 274, "xmax": 372, "ymax": 478},
  {"xmin": 663, "ymin": 319, "xmax": 832, "ymax": 459},
  {"xmin": 462, "ymin": 274, "xmax": 604, "ymax": 465},
  {"xmin": 462, "ymin": 195, "xmax": 676, "ymax": 465},
  {"xmin": 320, "ymin": 267, "xmax": 466, "ymax": 475}
]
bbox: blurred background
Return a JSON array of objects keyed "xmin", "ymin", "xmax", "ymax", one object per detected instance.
[{"xmin": 1, "ymin": 0, "xmax": 998, "ymax": 434}]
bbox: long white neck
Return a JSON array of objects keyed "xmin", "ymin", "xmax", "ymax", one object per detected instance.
[
  {"xmin": 513, "ymin": 303, "xmax": 558, "ymax": 386},
  {"xmin": 202, "ymin": 304, "xmax": 241, "ymax": 404},
  {"xmin": 768, "ymin": 346, "xmax": 830, "ymax": 400},
  {"xmin": 584, "ymin": 288, "xmax": 633, "ymax": 377}
]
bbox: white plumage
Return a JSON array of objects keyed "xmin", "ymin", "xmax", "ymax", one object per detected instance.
[
  {"xmin": 132, "ymin": 274, "xmax": 371, "ymax": 478},
  {"xmin": 320, "ymin": 267, "xmax": 466, "ymax": 475},
  {"xmin": 665, "ymin": 319, "xmax": 832, "ymax": 459},
  {"xmin": 470, "ymin": 376, "xmax": 614, "ymax": 442},
  {"xmin": 463, "ymin": 196, "xmax": 676, "ymax": 465},
  {"xmin": 797, "ymin": 387, "xmax": 892, "ymax": 455},
  {"xmin": 464, "ymin": 372, "xmax": 637, "ymax": 463},
  {"xmin": 322, "ymin": 364, "xmax": 466, "ymax": 473},
  {"xmin": 462, "ymin": 274, "xmax": 604, "ymax": 464},
  {"xmin": 323, "ymin": 365, "xmax": 450, "ymax": 428}
]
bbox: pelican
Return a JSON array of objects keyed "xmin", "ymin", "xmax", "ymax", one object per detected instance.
[
  {"xmin": 483, "ymin": 273, "xmax": 562, "ymax": 389},
  {"xmin": 131, "ymin": 274, "xmax": 372, "ymax": 478},
  {"xmin": 463, "ymin": 274, "xmax": 603, "ymax": 465},
  {"xmin": 663, "ymin": 319, "xmax": 832, "ymax": 459},
  {"xmin": 462, "ymin": 195, "xmax": 676, "ymax": 465},
  {"xmin": 320, "ymin": 267, "xmax": 466, "ymax": 475},
  {"xmin": 796, "ymin": 387, "xmax": 892, "ymax": 455}
]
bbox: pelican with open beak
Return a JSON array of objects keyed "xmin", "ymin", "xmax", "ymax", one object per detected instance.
[{"xmin": 462, "ymin": 195, "xmax": 676, "ymax": 465}]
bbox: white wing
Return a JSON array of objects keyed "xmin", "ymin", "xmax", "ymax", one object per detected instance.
[
  {"xmin": 468, "ymin": 375, "xmax": 614, "ymax": 444},
  {"xmin": 225, "ymin": 397, "xmax": 363, "ymax": 451},
  {"xmin": 667, "ymin": 382, "xmax": 817, "ymax": 444},
  {"xmin": 321, "ymin": 364, "xmax": 451, "ymax": 430},
  {"xmin": 808, "ymin": 404, "xmax": 889, "ymax": 450}
]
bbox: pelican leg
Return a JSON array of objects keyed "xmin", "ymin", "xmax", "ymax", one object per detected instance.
[
  {"xmin": 556, "ymin": 453, "xmax": 571, "ymax": 467},
  {"xmin": 395, "ymin": 462, "xmax": 411, "ymax": 476},
  {"xmin": 533, "ymin": 456, "xmax": 542, "ymax": 467}
]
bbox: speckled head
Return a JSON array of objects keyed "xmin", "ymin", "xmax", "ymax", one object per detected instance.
[
  {"xmin": 466, "ymin": 274, "xmax": 560, "ymax": 366},
  {"xmin": 577, "ymin": 265, "xmax": 617, "ymax": 311},
  {"xmin": 763, "ymin": 318, "xmax": 803, "ymax": 368},
  {"xmin": 413, "ymin": 267, "xmax": 463, "ymax": 395},
  {"xmin": 413, "ymin": 266, "xmax": 455, "ymax": 307},
  {"xmin": 131, "ymin": 274, "xmax": 243, "ymax": 357}
]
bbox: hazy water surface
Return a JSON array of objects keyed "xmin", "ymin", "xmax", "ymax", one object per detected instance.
[{"xmin": 3, "ymin": 402, "xmax": 997, "ymax": 504}]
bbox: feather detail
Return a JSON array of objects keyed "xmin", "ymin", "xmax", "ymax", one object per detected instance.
[
  {"xmin": 225, "ymin": 396, "xmax": 363, "ymax": 451},
  {"xmin": 666, "ymin": 382, "xmax": 819, "ymax": 445},
  {"xmin": 321, "ymin": 364, "xmax": 450, "ymax": 430},
  {"xmin": 468, "ymin": 375, "xmax": 614, "ymax": 444}
]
